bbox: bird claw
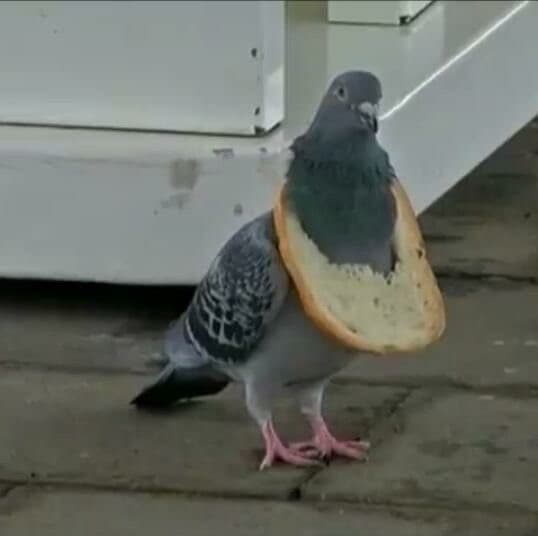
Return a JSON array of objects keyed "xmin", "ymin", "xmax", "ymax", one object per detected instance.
[
  {"xmin": 259, "ymin": 444, "xmax": 322, "ymax": 470},
  {"xmin": 258, "ymin": 420, "xmax": 369, "ymax": 470},
  {"xmin": 290, "ymin": 437, "xmax": 370, "ymax": 462},
  {"xmin": 259, "ymin": 420, "xmax": 322, "ymax": 470}
]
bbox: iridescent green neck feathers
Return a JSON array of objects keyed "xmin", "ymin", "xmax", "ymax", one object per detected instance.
[{"xmin": 285, "ymin": 133, "xmax": 396, "ymax": 275}]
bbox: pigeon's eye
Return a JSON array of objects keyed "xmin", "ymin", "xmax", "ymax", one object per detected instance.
[{"xmin": 334, "ymin": 85, "xmax": 347, "ymax": 102}]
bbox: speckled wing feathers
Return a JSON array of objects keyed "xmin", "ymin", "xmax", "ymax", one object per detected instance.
[{"xmin": 184, "ymin": 213, "xmax": 289, "ymax": 365}]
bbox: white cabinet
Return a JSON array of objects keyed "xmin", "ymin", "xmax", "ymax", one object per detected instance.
[
  {"xmin": 0, "ymin": 0, "xmax": 536, "ymax": 285},
  {"xmin": 0, "ymin": 1, "xmax": 285, "ymax": 135}
]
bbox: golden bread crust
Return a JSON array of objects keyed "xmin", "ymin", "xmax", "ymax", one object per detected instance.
[{"xmin": 273, "ymin": 179, "xmax": 446, "ymax": 355}]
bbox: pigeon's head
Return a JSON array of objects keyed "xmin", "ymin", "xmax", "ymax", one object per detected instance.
[{"xmin": 308, "ymin": 71, "xmax": 382, "ymax": 141}]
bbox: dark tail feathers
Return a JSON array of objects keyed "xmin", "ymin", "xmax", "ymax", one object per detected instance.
[{"xmin": 130, "ymin": 364, "xmax": 229, "ymax": 409}]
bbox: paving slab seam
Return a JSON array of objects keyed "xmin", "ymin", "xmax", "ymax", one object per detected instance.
[
  {"xmin": 0, "ymin": 478, "xmax": 311, "ymax": 503},
  {"xmin": 2, "ymin": 481, "xmax": 537, "ymax": 524},
  {"xmin": 298, "ymin": 388, "xmax": 538, "ymax": 520},
  {"xmin": 3, "ymin": 360, "xmax": 538, "ymax": 401},
  {"xmin": 289, "ymin": 388, "xmax": 415, "ymax": 502},
  {"xmin": 0, "ymin": 380, "xmax": 414, "ymax": 507},
  {"xmin": 333, "ymin": 377, "xmax": 538, "ymax": 399},
  {"xmin": 352, "ymin": 386, "xmax": 419, "ymax": 449},
  {"xmin": 306, "ymin": 494, "xmax": 538, "ymax": 518},
  {"xmin": 0, "ymin": 360, "xmax": 153, "ymax": 377},
  {"xmin": 435, "ymin": 271, "xmax": 538, "ymax": 285},
  {"xmin": 322, "ymin": 501, "xmax": 538, "ymax": 522},
  {"xmin": 336, "ymin": 387, "xmax": 414, "ymax": 455},
  {"xmin": 3, "ymin": 365, "xmax": 538, "ymax": 396}
]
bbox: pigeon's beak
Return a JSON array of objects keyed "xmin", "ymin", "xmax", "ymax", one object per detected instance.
[{"xmin": 354, "ymin": 102, "xmax": 379, "ymax": 133}]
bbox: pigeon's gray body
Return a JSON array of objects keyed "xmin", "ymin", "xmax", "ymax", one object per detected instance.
[
  {"xmin": 132, "ymin": 70, "xmax": 399, "ymax": 467},
  {"xmin": 132, "ymin": 212, "xmax": 356, "ymax": 422}
]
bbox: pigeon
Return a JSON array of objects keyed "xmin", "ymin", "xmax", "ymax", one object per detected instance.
[{"xmin": 132, "ymin": 71, "xmax": 399, "ymax": 470}]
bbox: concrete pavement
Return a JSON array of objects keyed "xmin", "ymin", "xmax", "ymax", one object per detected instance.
[{"xmin": 1, "ymin": 119, "xmax": 538, "ymax": 534}]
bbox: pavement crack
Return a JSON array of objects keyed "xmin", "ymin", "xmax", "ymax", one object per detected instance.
[
  {"xmin": 286, "ymin": 467, "xmax": 324, "ymax": 502},
  {"xmin": 288, "ymin": 388, "xmax": 414, "ymax": 503},
  {"xmin": 379, "ymin": 388, "xmax": 412, "ymax": 419},
  {"xmin": 0, "ymin": 485, "xmax": 16, "ymax": 499}
]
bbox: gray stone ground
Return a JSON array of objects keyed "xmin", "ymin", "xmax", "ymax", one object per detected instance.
[{"xmin": 1, "ymin": 119, "xmax": 538, "ymax": 535}]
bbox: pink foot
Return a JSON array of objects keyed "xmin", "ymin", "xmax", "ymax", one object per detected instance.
[
  {"xmin": 259, "ymin": 420, "xmax": 322, "ymax": 470},
  {"xmin": 291, "ymin": 416, "xmax": 370, "ymax": 461}
]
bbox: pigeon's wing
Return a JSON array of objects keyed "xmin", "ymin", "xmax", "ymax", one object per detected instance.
[{"xmin": 182, "ymin": 212, "xmax": 290, "ymax": 366}]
